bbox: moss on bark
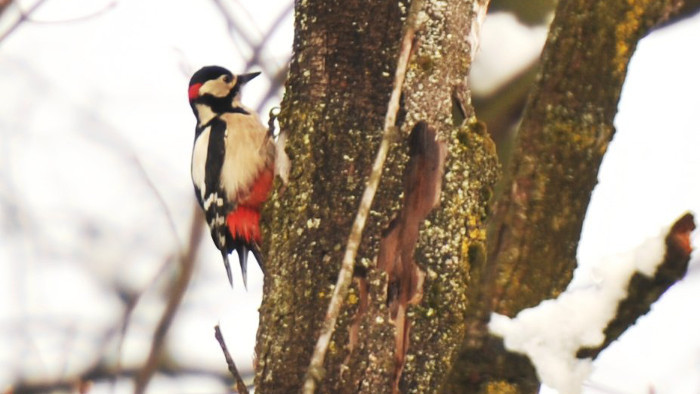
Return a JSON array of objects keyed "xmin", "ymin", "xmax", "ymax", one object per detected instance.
[
  {"xmin": 256, "ymin": 0, "xmax": 498, "ymax": 392},
  {"xmin": 255, "ymin": 0, "xmax": 406, "ymax": 392},
  {"xmin": 446, "ymin": 0, "xmax": 694, "ymax": 391}
]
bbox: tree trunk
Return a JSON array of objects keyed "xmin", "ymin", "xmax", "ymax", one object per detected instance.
[{"xmin": 256, "ymin": 0, "xmax": 497, "ymax": 392}]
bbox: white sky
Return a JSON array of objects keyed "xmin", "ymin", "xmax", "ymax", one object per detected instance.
[{"xmin": 0, "ymin": 1, "xmax": 699, "ymax": 393}]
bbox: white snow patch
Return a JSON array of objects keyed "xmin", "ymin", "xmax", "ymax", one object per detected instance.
[{"xmin": 489, "ymin": 223, "xmax": 671, "ymax": 394}]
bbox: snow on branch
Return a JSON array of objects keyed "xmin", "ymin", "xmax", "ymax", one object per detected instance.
[{"xmin": 489, "ymin": 213, "xmax": 695, "ymax": 394}]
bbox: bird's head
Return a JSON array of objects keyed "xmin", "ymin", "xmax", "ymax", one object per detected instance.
[{"xmin": 188, "ymin": 66, "xmax": 260, "ymax": 121}]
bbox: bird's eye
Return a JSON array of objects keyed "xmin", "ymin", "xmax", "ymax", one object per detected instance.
[{"xmin": 223, "ymin": 75, "xmax": 232, "ymax": 83}]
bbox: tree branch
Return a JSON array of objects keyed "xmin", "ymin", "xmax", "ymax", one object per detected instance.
[
  {"xmin": 214, "ymin": 325, "xmax": 249, "ymax": 394},
  {"xmin": 12, "ymin": 364, "xmax": 237, "ymax": 394},
  {"xmin": 577, "ymin": 213, "xmax": 696, "ymax": 359},
  {"xmin": 19, "ymin": 1, "xmax": 117, "ymax": 24},
  {"xmin": 0, "ymin": 0, "xmax": 48, "ymax": 46},
  {"xmin": 134, "ymin": 204, "xmax": 204, "ymax": 394},
  {"xmin": 480, "ymin": 0, "xmax": 698, "ymax": 326},
  {"xmin": 658, "ymin": 0, "xmax": 700, "ymax": 28},
  {"xmin": 452, "ymin": 0, "xmax": 697, "ymax": 391},
  {"xmin": 487, "ymin": 213, "xmax": 696, "ymax": 393}
]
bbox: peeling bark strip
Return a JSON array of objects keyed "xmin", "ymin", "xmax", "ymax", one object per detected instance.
[
  {"xmin": 577, "ymin": 213, "xmax": 696, "ymax": 360},
  {"xmin": 394, "ymin": 0, "xmax": 500, "ymax": 391},
  {"xmin": 377, "ymin": 121, "xmax": 446, "ymax": 392}
]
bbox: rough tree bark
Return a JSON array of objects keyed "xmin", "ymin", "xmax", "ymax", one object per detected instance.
[
  {"xmin": 255, "ymin": 0, "xmax": 699, "ymax": 393},
  {"xmin": 446, "ymin": 0, "xmax": 700, "ymax": 392},
  {"xmin": 256, "ymin": 0, "xmax": 497, "ymax": 392}
]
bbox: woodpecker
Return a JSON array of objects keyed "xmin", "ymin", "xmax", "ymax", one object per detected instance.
[{"xmin": 188, "ymin": 65, "xmax": 276, "ymax": 288}]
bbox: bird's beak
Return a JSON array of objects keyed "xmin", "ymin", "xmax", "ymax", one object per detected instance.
[{"xmin": 238, "ymin": 71, "xmax": 261, "ymax": 84}]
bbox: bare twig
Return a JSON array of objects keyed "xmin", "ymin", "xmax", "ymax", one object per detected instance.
[
  {"xmin": 134, "ymin": 204, "xmax": 205, "ymax": 394},
  {"xmin": 243, "ymin": 1, "xmax": 293, "ymax": 71},
  {"xmin": 0, "ymin": 0, "xmax": 49, "ymax": 45},
  {"xmin": 79, "ymin": 119, "xmax": 185, "ymax": 253},
  {"xmin": 214, "ymin": 325, "xmax": 249, "ymax": 394},
  {"xmin": 0, "ymin": 0, "xmax": 116, "ymax": 45},
  {"xmin": 0, "ymin": 0, "xmax": 12, "ymax": 18},
  {"xmin": 300, "ymin": 1, "xmax": 425, "ymax": 393},
  {"xmin": 20, "ymin": 1, "xmax": 117, "ymax": 24},
  {"xmin": 13, "ymin": 364, "xmax": 238, "ymax": 394},
  {"xmin": 110, "ymin": 254, "xmax": 176, "ymax": 391},
  {"xmin": 255, "ymin": 63, "xmax": 288, "ymax": 115},
  {"xmin": 209, "ymin": 0, "xmax": 292, "ymax": 115}
]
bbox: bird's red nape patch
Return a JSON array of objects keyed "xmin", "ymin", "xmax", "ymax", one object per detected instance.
[
  {"xmin": 227, "ymin": 206, "xmax": 261, "ymax": 244},
  {"xmin": 188, "ymin": 83, "xmax": 202, "ymax": 101}
]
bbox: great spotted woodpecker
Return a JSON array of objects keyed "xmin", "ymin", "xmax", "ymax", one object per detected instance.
[{"xmin": 188, "ymin": 65, "xmax": 276, "ymax": 288}]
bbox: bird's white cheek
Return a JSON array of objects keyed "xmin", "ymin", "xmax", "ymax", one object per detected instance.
[{"xmin": 199, "ymin": 79, "xmax": 230, "ymax": 98}]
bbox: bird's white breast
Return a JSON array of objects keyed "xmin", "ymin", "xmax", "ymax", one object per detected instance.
[
  {"xmin": 191, "ymin": 125, "xmax": 211, "ymax": 199},
  {"xmin": 219, "ymin": 110, "xmax": 272, "ymax": 201}
]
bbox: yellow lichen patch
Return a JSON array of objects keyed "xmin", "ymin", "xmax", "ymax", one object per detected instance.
[
  {"xmin": 614, "ymin": 0, "xmax": 650, "ymax": 76},
  {"xmin": 484, "ymin": 381, "xmax": 519, "ymax": 394},
  {"xmin": 461, "ymin": 238, "xmax": 472, "ymax": 267}
]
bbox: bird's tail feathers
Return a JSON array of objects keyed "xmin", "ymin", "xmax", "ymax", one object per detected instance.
[
  {"xmin": 221, "ymin": 251, "xmax": 234, "ymax": 288},
  {"xmin": 234, "ymin": 242, "xmax": 264, "ymax": 290},
  {"xmin": 236, "ymin": 244, "xmax": 249, "ymax": 290}
]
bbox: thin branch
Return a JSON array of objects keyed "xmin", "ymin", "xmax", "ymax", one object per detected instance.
[
  {"xmin": 211, "ymin": 0, "xmax": 291, "ymax": 81},
  {"xmin": 133, "ymin": 204, "xmax": 205, "ymax": 394},
  {"xmin": 214, "ymin": 325, "xmax": 249, "ymax": 394},
  {"xmin": 243, "ymin": 2, "xmax": 294, "ymax": 71},
  {"xmin": 79, "ymin": 119, "xmax": 185, "ymax": 253},
  {"xmin": 13, "ymin": 364, "xmax": 242, "ymax": 394},
  {"xmin": 20, "ymin": 1, "xmax": 117, "ymax": 24},
  {"xmin": 0, "ymin": 0, "xmax": 12, "ymax": 18},
  {"xmin": 109, "ymin": 254, "xmax": 176, "ymax": 391},
  {"xmin": 255, "ymin": 63, "xmax": 288, "ymax": 115},
  {"xmin": 0, "ymin": 0, "xmax": 49, "ymax": 46},
  {"xmin": 658, "ymin": 0, "xmax": 700, "ymax": 29},
  {"xmin": 211, "ymin": 0, "xmax": 256, "ymax": 49},
  {"xmin": 300, "ymin": 1, "xmax": 425, "ymax": 393}
]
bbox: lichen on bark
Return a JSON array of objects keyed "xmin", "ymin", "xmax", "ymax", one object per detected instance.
[
  {"xmin": 255, "ymin": 0, "xmax": 407, "ymax": 391},
  {"xmin": 485, "ymin": 0, "xmax": 692, "ymax": 323},
  {"xmin": 256, "ymin": 0, "xmax": 499, "ymax": 392},
  {"xmin": 446, "ymin": 0, "xmax": 695, "ymax": 392},
  {"xmin": 367, "ymin": 0, "xmax": 500, "ymax": 391}
]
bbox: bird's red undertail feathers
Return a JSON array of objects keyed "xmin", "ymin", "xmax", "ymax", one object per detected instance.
[{"xmin": 226, "ymin": 167, "xmax": 274, "ymax": 244}]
